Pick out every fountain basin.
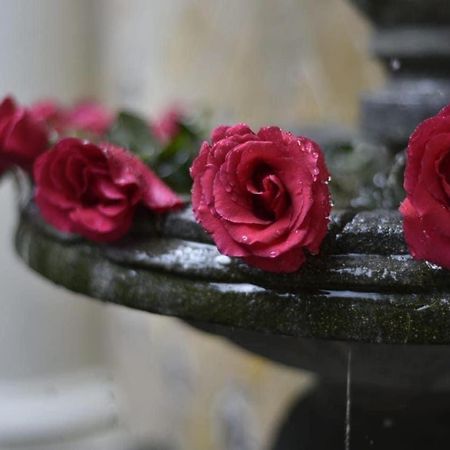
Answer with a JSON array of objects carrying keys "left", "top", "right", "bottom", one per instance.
[{"left": 14, "top": 201, "right": 450, "bottom": 391}]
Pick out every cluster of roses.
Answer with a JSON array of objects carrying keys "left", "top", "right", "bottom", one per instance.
[
  {"left": 0, "top": 96, "right": 183, "bottom": 242},
  {"left": 191, "top": 110, "right": 450, "bottom": 273},
  {"left": 1, "top": 95, "right": 449, "bottom": 273}
]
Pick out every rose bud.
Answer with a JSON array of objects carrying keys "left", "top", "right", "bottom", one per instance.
[
  {"left": 34, "top": 137, "right": 183, "bottom": 242},
  {"left": 191, "top": 124, "right": 331, "bottom": 273},
  {"left": 0, "top": 96, "right": 49, "bottom": 174},
  {"left": 400, "top": 105, "right": 450, "bottom": 268}
]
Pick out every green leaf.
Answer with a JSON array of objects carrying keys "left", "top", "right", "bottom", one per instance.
[
  {"left": 107, "top": 111, "right": 158, "bottom": 164},
  {"left": 107, "top": 110, "right": 205, "bottom": 194},
  {"left": 152, "top": 120, "right": 203, "bottom": 193}
]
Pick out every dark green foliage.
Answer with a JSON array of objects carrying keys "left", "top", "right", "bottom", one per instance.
[
  {"left": 108, "top": 111, "right": 159, "bottom": 164},
  {"left": 107, "top": 111, "right": 203, "bottom": 193}
]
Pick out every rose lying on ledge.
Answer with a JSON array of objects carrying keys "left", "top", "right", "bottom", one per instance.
[
  {"left": 401, "top": 105, "right": 450, "bottom": 269},
  {"left": 191, "top": 124, "right": 331, "bottom": 273},
  {"left": 34, "top": 137, "right": 183, "bottom": 242},
  {"left": 0, "top": 97, "right": 48, "bottom": 175}
]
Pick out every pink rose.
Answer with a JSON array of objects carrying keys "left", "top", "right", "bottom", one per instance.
[
  {"left": 191, "top": 124, "right": 331, "bottom": 273},
  {"left": 30, "top": 99, "right": 67, "bottom": 132},
  {"left": 0, "top": 96, "right": 48, "bottom": 173},
  {"left": 34, "top": 137, "right": 183, "bottom": 242},
  {"left": 67, "top": 101, "right": 113, "bottom": 135},
  {"left": 400, "top": 105, "right": 450, "bottom": 268},
  {"left": 151, "top": 106, "right": 184, "bottom": 144},
  {"left": 31, "top": 99, "right": 113, "bottom": 135}
]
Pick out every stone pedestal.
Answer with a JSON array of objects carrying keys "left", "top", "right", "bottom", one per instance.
[{"left": 352, "top": 0, "right": 450, "bottom": 151}]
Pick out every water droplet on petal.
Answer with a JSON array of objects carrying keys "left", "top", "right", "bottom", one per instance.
[
  {"left": 241, "top": 235, "right": 248, "bottom": 243},
  {"left": 270, "top": 250, "right": 278, "bottom": 257}
]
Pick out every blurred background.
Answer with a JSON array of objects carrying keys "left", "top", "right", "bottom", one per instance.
[{"left": 0, "top": 1, "right": 383, "bottom": 449}]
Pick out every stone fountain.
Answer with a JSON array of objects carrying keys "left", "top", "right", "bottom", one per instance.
[{"left": 13, "top": 1, "right": 450, "bottom": 448}]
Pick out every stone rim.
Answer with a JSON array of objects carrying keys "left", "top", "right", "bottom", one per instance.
[{"left": 14, "top": 202, "right": 450, "bottom": 345}]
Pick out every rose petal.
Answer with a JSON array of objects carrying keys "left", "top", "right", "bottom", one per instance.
[
  {"left": 243, "top": 246, "right": 306, "bottom": 273},
  {"left": 411, "top": 133, "right": 450, "bottom": 203},
  {"left": 35, "top": 195, "right": 75, "bottom": 233},
  {"left": 401, "top": 198, "right": 450, "bottom": 267},
  {"left": 95, "top": 178, "right": 127, "bottom": 201},
  {"left": 256, "top": 126, "right": 284, "bottom": 144},
  {"left": 436, "top": 146, "right": 450, "bottom": 200},
  {"left": 70, "top": 207, "right": 133, "bottom": 242},
  {"left": 213, "top": 172, "right": 268, "bottom": 225},
  {"left": 405, "top": 114, "right": 450, "bottom": 194},
  {"left": 0, "top": 97, "right": 16, "bottom": 117},
  {"left": 104, "top": 143, "right": 183, "bottom": 211},
  {"left": 97, "top": 202, "right": 128, "bottom": 217},
  {"left": 193, "top": 201, "right": 250, "bottom": 257},
  {"left": 1, "top": 110, "right": 48, "bottom": 170}
]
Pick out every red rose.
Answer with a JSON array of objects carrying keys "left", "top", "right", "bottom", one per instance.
[
  {"left": 31, "top": 99, "right": 113, "bottom": 136},
  {"left": 34, "top": 137, "right": 183, "bottom": 242},
  {"left": 400, "top": 105, "right": 450, "bottom": 268},
  {"left": 0, "top": 96, "right": 48, "bottom": 173},
  {"left": 190, "top": 124, "right": 331, "bottom": 273}
]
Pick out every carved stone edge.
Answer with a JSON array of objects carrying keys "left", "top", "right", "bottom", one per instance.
[
  {"left": 18, "top": 203, "right": 450, "bottom": 293},
  {"left": 13, "top": 203, "right": 450, "bottom": 345}
]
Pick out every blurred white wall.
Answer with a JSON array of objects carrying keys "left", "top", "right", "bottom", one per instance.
[
  {"left": 95, "top": 0, "right": 382, "bottom": 126},
  {"left": 0, "top": 0, "right": 95, "bottom": 103}
]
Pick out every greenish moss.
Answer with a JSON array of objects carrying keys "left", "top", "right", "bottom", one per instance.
[{"left": 14, "top": 204, "right": 450, "bottom": 345}]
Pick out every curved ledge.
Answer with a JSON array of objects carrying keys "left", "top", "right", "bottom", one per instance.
[{"left": 14, "top": 202, "right": 450, "bottom": 345}]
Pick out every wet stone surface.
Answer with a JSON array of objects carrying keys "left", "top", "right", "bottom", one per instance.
[
  {"left": 335, "top": 210, "right": 407, "bottom": 255},
  {"left": 14, "top": 202, "right": 450, "bottom": 345}
]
